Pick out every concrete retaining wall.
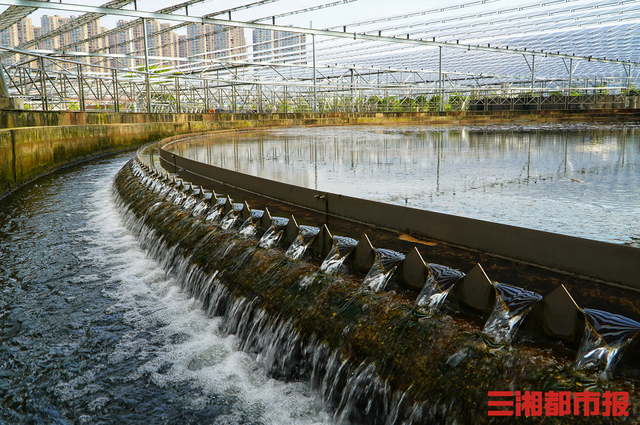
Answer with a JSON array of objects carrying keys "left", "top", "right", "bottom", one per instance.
[
  {"left": 3, "top": 108, "right": 640, "bottom": 198},
  {"left": 3, "top": 108, "right": 640, "bottom": 129}
]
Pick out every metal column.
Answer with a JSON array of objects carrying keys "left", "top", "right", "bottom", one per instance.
[
  {"left": 438, "top": 46, "right": 443, "bottom": 112},
  {"left": 567, "top": 58, "right": 573, "bottom": 110},
  {"left": 38, "top": 56, "right": 48, "bottom": 111},
  {"left": 142, "top": 18, "right": 151, "bottom": 113},
  {"left": 350, "top": 68, "right": 354, "bottom": 112},
  {"left": 175, "top": 76, "right": 180, "bottom": 113},
  {"left": 232, "top": 72, "right": 237, "bottom": 113},
  {"left": 204, "top": 80, "right": 209, "bottom": 112},
  {"left": 113, "top": 69, "right": 119, "bottom": 112},
  {"left": 0, "top": 64, "right": 9, "bottom": 98},
  {"left": 77, "top": 64, "right": 85, "bottom": 111},
  {"left": 312, "top": 33, "right": 317, "bottom": 113},
  {"left": 531, "top": 55, "right": 536, "bottom": 91}
]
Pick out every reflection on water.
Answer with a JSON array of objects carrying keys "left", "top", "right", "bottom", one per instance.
[{"left": 168, "top": 123, "right": 640, "bottom": 245}]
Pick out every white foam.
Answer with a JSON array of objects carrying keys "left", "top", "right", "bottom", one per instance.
[{"left": 75, "top": 159, "right": 331, "bottom": 424}]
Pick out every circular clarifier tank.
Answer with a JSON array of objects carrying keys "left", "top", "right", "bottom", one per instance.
[{"left": 166, "top": 123, "right": 640, "bottom": 246}]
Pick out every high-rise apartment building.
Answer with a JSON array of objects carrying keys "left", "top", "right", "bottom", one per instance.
[
  {"left": 177, "top": 35, "right": 187, "bottom": 59},
  {"left": 131, "top": 20, "right": 164, "bottom": 67},
  {"left": 252, "top": 29, "right": 306, "bottom": 63},
  {"left": 0, "top": 24, "right": 19, "bottom": 65},
  {"left": 187, "top": 24, "right": 246, "bottom": 61},
  {"left": 160, "top": 23, "right": 179, "bottom": 58},
  {"left": 16, "top": 18, "right": 34, "bottom": 45},
  {"left": 252, "top": 29, "right": 273, "bottom": 61},
  {"left": 40, "top": 15, "right": 62, "bottom": 50},
  {"left": 109, "top": 20, "right": 132, "bottom": 69},
  {"left": 213, "top": 26, "right": 246, "bottom": 60},
  {"left": 1, "top": 16, "right": 183, "bottom": 70}
]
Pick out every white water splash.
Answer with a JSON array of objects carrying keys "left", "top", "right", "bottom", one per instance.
[{"left": 74, "top": 160, "right": 332, "bottom": 425}]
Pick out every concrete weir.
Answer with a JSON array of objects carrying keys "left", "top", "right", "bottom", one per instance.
[{"left": 114, "top": 134, "right": 640, "bottom": 423}]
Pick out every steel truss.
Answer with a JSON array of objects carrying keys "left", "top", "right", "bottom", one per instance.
[{"left": 1, "top": 0, "right": 639, "bottom": 113}]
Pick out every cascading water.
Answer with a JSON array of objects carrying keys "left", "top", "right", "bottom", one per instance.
[
  {"left": 286, "top": 226, "right": 320, "bottom": 261},
  {"left": 191, "top": 195, "right": 211, "bottom": 217},
  {"left": 182, "top": 194, "right": 199, "bottom": 211},
  {"left": 258, "top": 217, "right": 289, "bottom": 249},
  {"left": 362, "top": 249, "right": 405, "bottom": 292},
  {"left": 574, "top": 309, "right": 640, "bottom": 379},
  {"left": 0, "top": 153, "right": 340, "bottom": 424},
  {"left": 320, "top": 236, "right": 358, "bottom": 275},
  {"left": 204, "top": 197, "right": 226, "bottom": 222},
  {"left": 218, "top": 203, "right": 244, "bottom": 230},
  {"left": 110, "top": 155, "right": 640, "bottom": 424},
  {"left": 416, "top": 264, "right": 465, "bottom": 313},
  {"left": 482, "top": 282, "right": 542, "bottom": 345},
  {"left": 238, "top": 210, "right": 264, "bottom": 238}
]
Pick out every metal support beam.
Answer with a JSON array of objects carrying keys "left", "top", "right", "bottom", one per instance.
[
  {"left": 113, "top": 68, "right": 119, "bottom": 112},
  {"left": 38, "top": 56, "right": 48, "bottom": 111},
  {"left": 204, "top": 79, "right": 209, "bottom": 112},
  {"left": 523, "top": 54, "right": 537, "bottom": 91},
  {"left": 350, "top": 68, "right": 354, "bottom": 112},
  {"left": 0, "top": 0, "right": 637, "bottom": 68},
  {"left": 175, "top": 76, "right": 180, "bottom": 113},
  {"left": 142, "top": 17, "right": 151, "bottom": 113},
  {"left": 0, "top": 64, "right": 9, "bottom": 98},
  {"left": 439, "top": 46, "right": 443, "bottom": 112},
  {"left": 77, "top": 63, "right": 85, "bottom": 111},
  {"left": 312, "top": 33, "right": 317, "bottom": 113},
  {"left": 232, "top": 72, "right": 237, "bottom": 112}
]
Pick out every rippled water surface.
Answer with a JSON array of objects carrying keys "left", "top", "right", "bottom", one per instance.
[
  {"left": 0, "top": 154, "right": 330, "bottom": 424},
  {"left": 168, "top": 123, "right": 640, "bottom": 245}
]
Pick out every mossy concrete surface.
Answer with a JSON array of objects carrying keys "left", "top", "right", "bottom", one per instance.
[{"left": 3, "top": 108, "right": 640, "bottom": 130}]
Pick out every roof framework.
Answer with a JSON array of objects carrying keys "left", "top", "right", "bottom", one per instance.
[{"left": 0, "top": 0, "right": 639, "bottom": 112}]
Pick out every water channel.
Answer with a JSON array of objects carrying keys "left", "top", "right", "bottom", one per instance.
[
  {"left": 168, "top": 123, "right": 640, "bottom": 246},
  {"left": 0, "top": 154, "right": 331, "bottom": 424}
]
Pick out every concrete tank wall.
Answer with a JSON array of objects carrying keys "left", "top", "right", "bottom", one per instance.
[{"left": 3, "top": 108, "right": 640, "bottom": 198}]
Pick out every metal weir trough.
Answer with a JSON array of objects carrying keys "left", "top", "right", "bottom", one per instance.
[
  {"left": 131, "top": 151, "right": 640, "bottom": 360},
  {"left": 114, "top": 148, "right": 640, "bottom": 422}
]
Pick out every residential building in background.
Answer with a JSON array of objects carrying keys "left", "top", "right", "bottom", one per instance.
[
  {"left": 40, "top": 15, "right": 62, "bottom": 50},
  {"left": 252, "top": 29, "right": 306, "bottom": 63},
  {"left": 213, "top": 26, "right": 247, "bottom": 60},
  {"left": 1, "top": 16, "right": 249, "bottom": 70},
  {"left": 177, "top": 35, "right": 187, "bottom": 59},
  {"left": 108, "top": 20, "right": 132, "bottom": 69},
  {"left": 186, "top": 24, "right": 247, "bottom": 61},
  {"left": 0, "top": 23, "right": 19, "bottom": 65}
]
